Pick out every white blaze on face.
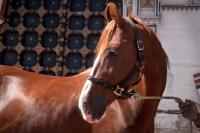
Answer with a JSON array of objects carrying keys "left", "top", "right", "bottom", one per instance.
[{"left": 78, "top": 49, "right": 106, "bottom": 123}]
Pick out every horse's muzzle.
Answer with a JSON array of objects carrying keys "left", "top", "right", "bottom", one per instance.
[{"left": 80, "top": 102, "right": 106, "bottom": 123}]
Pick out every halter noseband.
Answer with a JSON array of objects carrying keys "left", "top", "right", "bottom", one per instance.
[{"left": 87, "top": 18, "right": 146, "bottom": 99}]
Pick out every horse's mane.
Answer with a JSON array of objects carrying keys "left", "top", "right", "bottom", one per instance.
[
  {"left": 127, "top": 14, "right": 170, "bottom": 68},
  {"left": 128, "top": 13, "right": 150, "bottom": 34}
]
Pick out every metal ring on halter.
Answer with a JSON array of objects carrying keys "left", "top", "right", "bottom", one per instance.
[
  {"left": 136, "top": 61, "right": 144, "bottom": 69},
  {"left": 113, "top": 86, "right": 124, "bottom": 96}
]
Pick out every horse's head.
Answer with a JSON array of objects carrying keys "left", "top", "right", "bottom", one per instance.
[{"left": 79, "top": 3, "right": 150, "bottom": 123}]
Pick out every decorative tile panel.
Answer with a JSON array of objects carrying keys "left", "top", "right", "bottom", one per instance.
[
  {"left": 63, "top": 0, "right": 122, "bottom": 76},
  {"left": 0, "top": 0, "right": 66, "bottom": 75},
  {"left": 0, "top": 0, "right": 122, "bottom": 76}
]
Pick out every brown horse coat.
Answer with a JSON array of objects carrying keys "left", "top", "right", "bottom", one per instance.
[
  {"left": 0, "top": 2, "right": 168, "bottom": 133},
  {"left": 0, "top": 65, "right": 164, "bottom": 133},
  {"left": 0, "top": 65, "right": 92, "bottom": 133}
]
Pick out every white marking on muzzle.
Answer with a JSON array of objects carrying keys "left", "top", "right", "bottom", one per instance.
[{"left": 78, "top": 50, "right": 103, "bottom": 122}]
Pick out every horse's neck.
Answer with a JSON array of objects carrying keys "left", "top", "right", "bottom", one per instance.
[
  {"left": 107, "top": 98, "right": 143, "bottom": 125},
  {"left": 144, "top": 65, "right": 167, "bottom": 96}
]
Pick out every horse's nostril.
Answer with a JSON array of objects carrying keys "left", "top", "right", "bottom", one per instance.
[
  {"left": 83, "top": 102, "right": 88, "bottom": 108},
  {"left": 83, "top": 102, "right": 93, "bottom": 116}
]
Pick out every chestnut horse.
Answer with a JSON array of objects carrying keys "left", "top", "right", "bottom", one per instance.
[
  {"left": 0, "top": 3, "right": 168, "bottom": 133},
  {"left": 78, "top": 2, "right": 168, "bottom": 133}
]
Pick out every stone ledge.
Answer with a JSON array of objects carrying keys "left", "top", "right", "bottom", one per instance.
[{"left": 161, "top": 5, "right": 200, "bottom": 11}]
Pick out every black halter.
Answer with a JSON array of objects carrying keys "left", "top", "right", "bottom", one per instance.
[{"left": 87, "top": 18, "right": 146, "bottom": 99}]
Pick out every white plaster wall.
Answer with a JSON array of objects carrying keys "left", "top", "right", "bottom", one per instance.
[{"left": 155, "top": 7, "right": 200, "bottom": 133}]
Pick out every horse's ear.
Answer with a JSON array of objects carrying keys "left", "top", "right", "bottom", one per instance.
[{"left": 106, "top": 2, "right": 125, "bottom": 25}]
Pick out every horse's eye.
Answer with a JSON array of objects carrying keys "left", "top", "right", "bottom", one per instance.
[{"left": 108, "top": 49, "right": 118, "bottom": 56}]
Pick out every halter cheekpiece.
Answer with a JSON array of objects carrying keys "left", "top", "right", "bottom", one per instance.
[{"left": 87, "top": 18, "right": 146, "bottom": 99}]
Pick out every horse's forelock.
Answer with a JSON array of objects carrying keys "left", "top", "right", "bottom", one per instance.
[{"left": 95, "top": 20, "right": 117, "bottom": 59}]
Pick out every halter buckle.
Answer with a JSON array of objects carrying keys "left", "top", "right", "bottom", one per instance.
[
  {"left": 137, "top": 40, "right": 144, "bottom": 50},
  {"left": 114, "top": 86, "right": 124, "bottom": 96}
]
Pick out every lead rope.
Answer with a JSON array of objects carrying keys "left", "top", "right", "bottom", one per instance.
[{"left": 131, "top": 96, "right": 193, "bottom": 133}]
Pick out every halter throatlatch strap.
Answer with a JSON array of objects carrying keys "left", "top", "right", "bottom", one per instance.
[{"left": 87, "top": 17, "right": 145, "bottom": 99}]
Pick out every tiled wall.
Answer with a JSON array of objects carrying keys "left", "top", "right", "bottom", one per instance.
[{"left": 0, "top": 0, "right": 122, "bottom": 76}]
